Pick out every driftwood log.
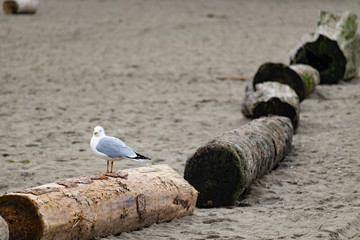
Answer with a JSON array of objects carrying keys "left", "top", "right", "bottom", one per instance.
[
  {"left": 0, "top": 164, "right": 197, "bottom": 240},
  {"left": 184, "top": 116, "right": 293, "bottom": 207},
  {"left": 242, "top": 82, "right": 300, "bottom": 130},
  {"left": 253, "top": 62, "right": 320, "bottom": 101},
  {"left": 241, "top": 79, "right": 256, "bottom": 118},
  {"left": 289, "top": 64, "right": 320, "bottom": 97},
  {"left": 290, "top": 11, "right": 360, "bottom": 83},
  {"left": 0, "top": 216, "right": 8, "bottom": 240},
  {"left": 3, "top": 0, "right": 38, "bottom": 14}
]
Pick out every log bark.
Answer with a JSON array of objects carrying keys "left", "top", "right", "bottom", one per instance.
[
  {"left": 184, "top": 116, "right": 293, "bottom": 208},
  {"left": 290, "top": 11, "right": 360, "bottom": 83},
  {"left": 0, "top": 164, "right": 198, "bottom": 240},
  {"left": 289, "top": 64, "right": 320, "bottom": 98},
  {"left": 241, "top": 79, "right": 255, "bottom": 118},
  {"left": 252, "top": 62, "right": 306, "bottom": 101},
  {"left": 242, "top": 82, "right": 300, "bottom": 130},
  {"left": 3, "top": 0, "right": 38, "bottom": 14},
  {"left": 0, "top": 216, "right": 9, "bottom": 240}
]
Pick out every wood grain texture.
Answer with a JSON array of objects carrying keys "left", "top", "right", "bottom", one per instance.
[
  {"left": 0, "top": 165, "right": 197, "bottom": 240},
  {"left": 184, "top": 116, "right": 293, "bottom": 207}
]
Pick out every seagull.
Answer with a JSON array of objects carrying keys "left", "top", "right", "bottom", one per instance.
[{"left": 90, "top": 126, "right": 151, "bottom": 173}]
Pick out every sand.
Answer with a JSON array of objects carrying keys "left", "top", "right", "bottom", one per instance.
[{"left": 1, "top": 0, "right": 359, "bottom": 239}]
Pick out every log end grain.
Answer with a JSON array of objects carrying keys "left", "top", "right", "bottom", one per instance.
[
  {"left": 0, "top": 195, "right": 43, "bottom": 240},
  {"left": 2, "top": 1, "right": 18, "bottom": 14},
  {"left": 252, "top": 97, "right": 299, "bottom": 131},
  {"left": 253, "top": 62, "right": 306, "bottom": 101},
  {"left": 290, "top": 34, "right": 346, "bottom": 84},
  {"left": 184, "top": 143, "right": 245, "bottom": 207}
]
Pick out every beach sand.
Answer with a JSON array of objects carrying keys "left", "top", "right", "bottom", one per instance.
[{"left": 1, "top": 0, "right": 359, "bottom": 239}]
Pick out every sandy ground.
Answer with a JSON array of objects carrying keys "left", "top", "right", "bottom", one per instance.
[{"left": 1, "top": 0, "right": 360, "bottom": 239}]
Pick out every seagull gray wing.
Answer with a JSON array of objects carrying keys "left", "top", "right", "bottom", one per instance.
[{"left": 96, "top": 137, "right": 137, "bottom": 158}]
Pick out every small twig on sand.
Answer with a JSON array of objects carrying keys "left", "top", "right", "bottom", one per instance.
[
  {"left": 200, "top": 99, "right": 241, "bottom": 103},
  {"left": 216, "top": 76, "right": 249, "bottom": 81}
]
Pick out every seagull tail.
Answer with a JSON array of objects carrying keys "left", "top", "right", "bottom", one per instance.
[{"left": 132, "top": 152, "right": 151, "bottom": 161}]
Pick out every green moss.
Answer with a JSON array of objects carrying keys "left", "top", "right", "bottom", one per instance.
[
  {"left": 300, "top": 74, "right": 314, "bottom": 92},
  {"left": 7, "top": 159, "right": 30, "bottom": 164},
  {"left": 318, "top": 40, "right": 327, "bottom": 54}
]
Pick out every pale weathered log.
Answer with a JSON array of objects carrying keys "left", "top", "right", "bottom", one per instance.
[
  {"left": 0, "top": 164, "right": 198, "bottom": 240},
  {"left": 0, "top": 216, "right": 9, "bottom": 240},
  {"left": 241, "top": 79, "right": 255, "bottom": 118},
  {"left": 184, "top": 116, "right": 293, "bottom": 207},
  {"left": 3, "top": 0, "right": 38, "bottom": 14},
  {"left": 290, "top": 11, "right": 360, "bottom": 83},
  {"left": 289, "top": 64, "right": 320, "bottom": 98},
  {"left": 242, "top": 82, "right": 300, "bottom": 130},
  {"left": 252, "top": 62, "right": 306, "bottom": 101}
]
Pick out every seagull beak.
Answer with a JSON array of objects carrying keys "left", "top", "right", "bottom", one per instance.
[{"left": 94, "top": 132, "right": 98, "bottom": 135}]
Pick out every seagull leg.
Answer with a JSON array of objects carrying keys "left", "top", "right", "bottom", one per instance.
[
  {"left": 110, "top": 161, "right": 114, "bottom": 173},
  {"left": 106, "top": 160, "right": 109, "bottom": 173}
]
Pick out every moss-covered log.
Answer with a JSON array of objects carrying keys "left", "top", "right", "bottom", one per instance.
[
  {"left": 290, "top": 11, "right": 360, "bottom": 83},
  {"left": 0, "top": 216, "right": 9, "bottom": 240},
  {"left": 242, "top": 82, "right": 300, "bottom": 130},
  {"left": 252, "top": 62, "right": 306, "bottom": 101},
  {"left": 184, "top": 116, "right": 293, "bottom": 208},
  {"left": 290, "top": 34, "right": 346, "bottom": 84},
  {"left": 289, "top": 64, "right": 320, "bottom": 98},
  {"left": 0, "top": 165, "right": 197, "bottom": 240}
]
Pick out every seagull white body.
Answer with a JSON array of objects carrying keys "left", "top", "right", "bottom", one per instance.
[{"left": 90, "top": 126, "right": 150, "bottom": 172}]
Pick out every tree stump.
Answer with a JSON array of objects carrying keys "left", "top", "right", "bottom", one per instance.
[
  {"left": 3, "top": 0, "right": 39, "bottom": 14},
  {"left": 184, "top": 116, "right": 293, "bottom": 208},
  {"left": 252, "top": 62, "right": 306, "bottom": 101},
  {"left": 0, "top": 216, "right": 9, "bottom": 240},
  {"left": 290, "top": 11, "right": 360, "bottom": 83},
  {"left": 0, "top": 164, "right": 198, "bottom": 240},
  {"left": 242, "top": 82, "right": 300, "bottom": 130}
]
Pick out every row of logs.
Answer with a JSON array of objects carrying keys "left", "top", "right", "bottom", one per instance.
[
  {"left": 0, "top": 10, "right": 358, "bottom": 240},
  {"left": 184, "top": 10, "right": 359, "bottom": 207}
]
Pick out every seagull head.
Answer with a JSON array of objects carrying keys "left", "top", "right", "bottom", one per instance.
[{"left": 93, "top": 126, "right": 105, "bottom": 137}]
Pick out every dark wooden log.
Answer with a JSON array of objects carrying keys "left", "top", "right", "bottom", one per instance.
[
  {"left": 290, "top": 11, "right": 360, "bottom": 83},
  {"left": 290, "top": 34, "right": 346, "bottom": 84},
  {"left": 0, "top": 165, "right": 197, "bottom": 240},
  {"left": 252, "top": 62, "right": 306, "bottom": 101},
  {"left": 184, "top": 116, "right": 293, "bottom": 208},
  {"left": 3, "top": 0, "right": 38, "bottom": 14},
  {"left": 242, "top": 82, "right": 300, "bottom": 130},
  {"left": 0, "top": 216, "right": 9, "bottom": 240},
  {"left": 315, "top": 11, "right": 360, "bottom": 80}
]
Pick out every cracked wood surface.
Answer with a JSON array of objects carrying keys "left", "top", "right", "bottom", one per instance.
[{"left": 0, "top": 165, "right": 197, "bottom": 240}]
